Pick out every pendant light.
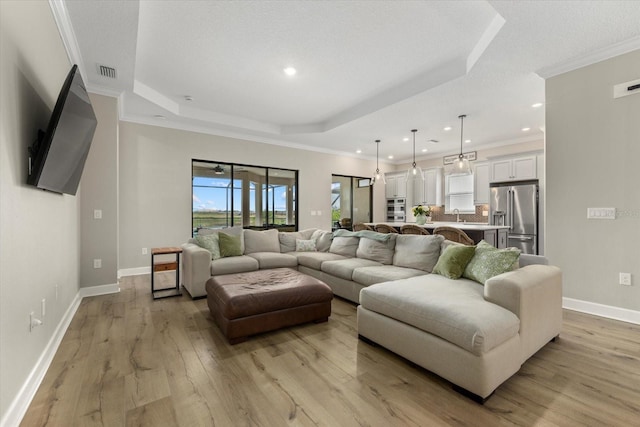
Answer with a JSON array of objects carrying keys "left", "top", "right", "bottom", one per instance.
[
  {"left": 406, "top": 129, "right": 424, "bottom": 181},
  {"left": 450, "top": 115, "right": 472, "bottom": 176},
  {"left": 371, "top": 139, "right": 386, "bottom": 185}
]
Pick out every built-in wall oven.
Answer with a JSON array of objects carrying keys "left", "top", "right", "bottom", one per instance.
[{"left": 386, "top": 198, "right": 406, "bottom": 222}]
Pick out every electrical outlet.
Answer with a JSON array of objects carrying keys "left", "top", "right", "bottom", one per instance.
[
  {"left": 142, "top": 247, "right": 148, "bottom": 255},
  {"left": 93, "top": 259, "right": 102, "bottom": 269},
  {"left": 619, "top": 272, "right": 632, "bottom": 286}
]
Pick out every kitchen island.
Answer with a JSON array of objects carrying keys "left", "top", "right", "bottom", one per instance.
[{"left": 365, "top": 222, "right": 510, "bottom": 248}]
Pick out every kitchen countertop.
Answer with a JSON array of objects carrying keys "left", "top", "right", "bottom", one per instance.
[{"left": 365, "top": 222, "right": 510, "bottom": 231}]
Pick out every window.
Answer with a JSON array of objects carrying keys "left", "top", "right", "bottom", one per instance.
[
  {"left": 445, "top": 174, "right": 475, "bottom": 214},
  {"left": 192, "top": 160, "right": 298, "bottom": 235}
]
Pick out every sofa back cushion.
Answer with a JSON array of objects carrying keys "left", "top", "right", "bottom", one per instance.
[
  {"left": 356, "top": 235, "right": 396, "bottom": 264},
  {"left": 278, "top": 228, "right": 316, "bottom": 252},
  {"left": 244, "top": 229, "right": 280, "bottom": 254},
  {"left": 393, "top": 234, "right": 444, "bottom": 272},
  {"left": 329, "top": 236, "right": 359, "bottom": 257},
  {"left": 311, "top": 229, "right": 333, "bottom": 252}
]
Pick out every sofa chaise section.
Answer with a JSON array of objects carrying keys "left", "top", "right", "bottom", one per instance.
[{"left": 357, "top": 264, "right": 563, "bottom": 400}]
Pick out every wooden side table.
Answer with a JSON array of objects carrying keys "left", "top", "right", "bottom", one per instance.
[{"left": 151, "top": 247, "right": 182, "bottom": 299}]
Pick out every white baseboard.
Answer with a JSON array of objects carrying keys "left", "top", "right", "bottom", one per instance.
[
  {"left": 79, "top": 283, "right": 120, "bottom": 297},
  {"left": 1, "top": 292, "right": 82, "bottom": 427},
  {"left": 118, "top": 266, "right": 150, "bottom": 278},
  {"left": 563, "top": 297, "right": 640, "bottom": 325}
]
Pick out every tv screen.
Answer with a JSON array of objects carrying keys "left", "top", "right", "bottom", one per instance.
[{"left": 27, "top": 64, "right": 97, "bottom": 195}]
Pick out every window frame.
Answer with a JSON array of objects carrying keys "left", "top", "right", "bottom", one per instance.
[{"left": 192, "top": 159, "right": 298, "bottom": 236}]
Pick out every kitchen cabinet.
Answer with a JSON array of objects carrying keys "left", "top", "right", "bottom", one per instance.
[
  {"left": 497, "top": 229, "right": 508, "bottom": 248},
  {"left": 385, "top": 172, "right": 407, "bottom": 198},
  {"left": 482, "top": 229, "right": 497, "bottom": 247},
  {"left": 413, "top": 167, "right": 443, "bottom": 206},
  {"left": 473, "top": 161, "right": 489, "bottom": 205},
  {"left": 490, "top": 155, "right": 537, "bottom": 183}
]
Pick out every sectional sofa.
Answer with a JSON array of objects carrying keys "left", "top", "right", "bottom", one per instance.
[{"left": 181, "top": 227, "right": 562, "bottom": 401}]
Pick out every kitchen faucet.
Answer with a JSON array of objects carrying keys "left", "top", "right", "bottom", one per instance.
[{"left": 453, "top": 208, "right": 460, "bottom": 222}]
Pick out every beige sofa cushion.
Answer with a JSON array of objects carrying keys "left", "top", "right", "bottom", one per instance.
[
  {"left": 329, "top": 236, "right": 360, "bottom": 257},
  {"left": 293, "top": 252, "right": 347, "bottom": 270},
  {"left": 244, "top": 229, "right": 280, "bottom": 254},
  {"left": 210, "top": 255, "right": 259, "bottom": 276},
  {"left": 393, "top": 234, "right": 444, "bottom": 272},
  {"left": 247, "top": 252, "right": 298, "bottom": 269},
  {"left": 359, "top": 274, "right": 520, "bottom": 356},
  {"left": 278, "top": 229, "right": 316, "bottom": 253},
  {"left": 356, "top": 235, "right": 396, "bottom": 264},
  {"left": 311, "top": 229, "right": 333, "bottom": 252},
  {"left": 321, "top": 258, "right": 382, "bottom": 281},
  {"left": 352, "top": 265, "right": 426, "bottom": 287}
]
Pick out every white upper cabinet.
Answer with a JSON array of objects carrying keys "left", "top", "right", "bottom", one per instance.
[
  {"left": 411, "top": 167, "right": 442, "bottom": 206},
  {"left": 490, "top": 155, "right": 537, "bottom": 182},
  {"left": 424, "top": 167, "right": 443, "bottom": 206},
  {"left": 473, "top": 161, "right": 490, "bottom": 205},
  {"left": 385, "top": 172, "right": 407, "bottom": 198}
]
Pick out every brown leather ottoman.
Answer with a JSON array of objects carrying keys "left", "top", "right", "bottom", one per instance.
[{"left": 206, "top": 268, "right": 333, "bottom": 344}]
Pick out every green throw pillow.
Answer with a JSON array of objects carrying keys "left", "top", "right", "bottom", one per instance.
[
  {"left": 463, "top": 240, "right": 521, "bottom": 284},
  {"left": 194, "top": 233, "right": 221, "bottom": 260},
  {"left": 219, "top": 232, "right": 242, "bottom": 257},
  {"left": 433, "top": 245, "right": 476, "bottom": 279}
]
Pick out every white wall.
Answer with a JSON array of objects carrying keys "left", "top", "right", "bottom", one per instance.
[
  {"left": 546, "top": 50, "right": 640, "bottom": 312},
  {"left": 0, "top": 1, "right": 79, "bottom": 420},
  {"left": 118, "top": 121, "right": 387, "bottom": 270},
  {"left": 80, "top": 94, "right": 119, "bottom": 287}
]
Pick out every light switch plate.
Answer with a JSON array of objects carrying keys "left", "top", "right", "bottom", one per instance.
[
  {"left": 94, "top": 209, "right": 102, "bottom": 219},
  {"left": 587, "top": 207, "right": 616, "bottom": 219}
]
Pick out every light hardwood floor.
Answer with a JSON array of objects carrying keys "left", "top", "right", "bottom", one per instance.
[{"left": 21, "top": 273, "right": 640, "bottom": 426}]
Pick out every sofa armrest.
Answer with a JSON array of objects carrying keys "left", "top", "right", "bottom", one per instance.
[
  {"left": 484, "top": 265, "right": 563, "bottom": 360},
  {"left": 181, "top": 243, "right": 211, "bottom": 298}
]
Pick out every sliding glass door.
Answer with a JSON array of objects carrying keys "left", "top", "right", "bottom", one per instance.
[{"left": 331, "top": 175, "right": 372, "bottom": 231}]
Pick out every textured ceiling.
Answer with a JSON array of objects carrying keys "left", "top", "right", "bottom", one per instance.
[{"left": 60, "top": 0, "right": 640, "bottom": 163}]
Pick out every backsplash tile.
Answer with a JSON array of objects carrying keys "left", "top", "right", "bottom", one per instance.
[{"left": 429, "top": 205, "right": 489, "bottom": 223}]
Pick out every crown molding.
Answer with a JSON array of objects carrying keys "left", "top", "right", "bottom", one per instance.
[
  {"left": 536, "top": 36, "right": 640, "bottom": 79},
  {"left": 48, "top": 0, "right": 86, "bottom": 77}
]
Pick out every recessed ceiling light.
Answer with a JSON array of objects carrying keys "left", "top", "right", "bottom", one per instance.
[
  {"left": 356, "top": 149, "right": 362, "bottom": 154},
  {"left": 444, "top": 126, "right": 452, "bottom": 131},
  {"left": 464, "top": 139, "right": 471, "bottom": 143},
  {"left": 421, "top": 148, "right": 428, "bottom": 153},
  {"left": 403, "top": 137, "right": 409, "bottom": 142},
  {"left": 283, "top": 67, "right": 297, "bottom": 76},
  {"left": 522, "top": 127, "right": 531, "bottom": 132},
  {"left": 531, "top": 102, "right": 543, "bottom": 108},
  {"left": 388, "top": 155, "right": 394, "bottom": 159}
]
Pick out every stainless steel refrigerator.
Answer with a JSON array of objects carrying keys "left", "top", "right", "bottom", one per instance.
[{"left": 489, "top": 180, "right": 539, "bottom": 254}]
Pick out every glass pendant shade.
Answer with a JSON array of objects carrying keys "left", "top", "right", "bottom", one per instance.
[
  {"left": 449, "top": 115, "right": 472, "bottom": 176},
  {"left": 371, "top": 140, "right": 386, "bottom": 185},
  {"left": 406, "top": 129, "right": 424, "bottom": 181}
]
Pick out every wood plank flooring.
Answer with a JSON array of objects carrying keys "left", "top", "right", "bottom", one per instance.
[{"left": 21, "top": 273, "right": 640, "bottom": 426}]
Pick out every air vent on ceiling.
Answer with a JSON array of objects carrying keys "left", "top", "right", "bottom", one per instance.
[
  {"left": 97, "top": 64, "right": 117, "bottom": 79},
  {"left": 427, "top": 139, "right": 439, "bottom": 143}
]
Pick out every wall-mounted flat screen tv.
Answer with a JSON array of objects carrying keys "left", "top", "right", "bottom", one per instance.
[{"left": 27, "top": 64, "right": 97, "bottom": 195}]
